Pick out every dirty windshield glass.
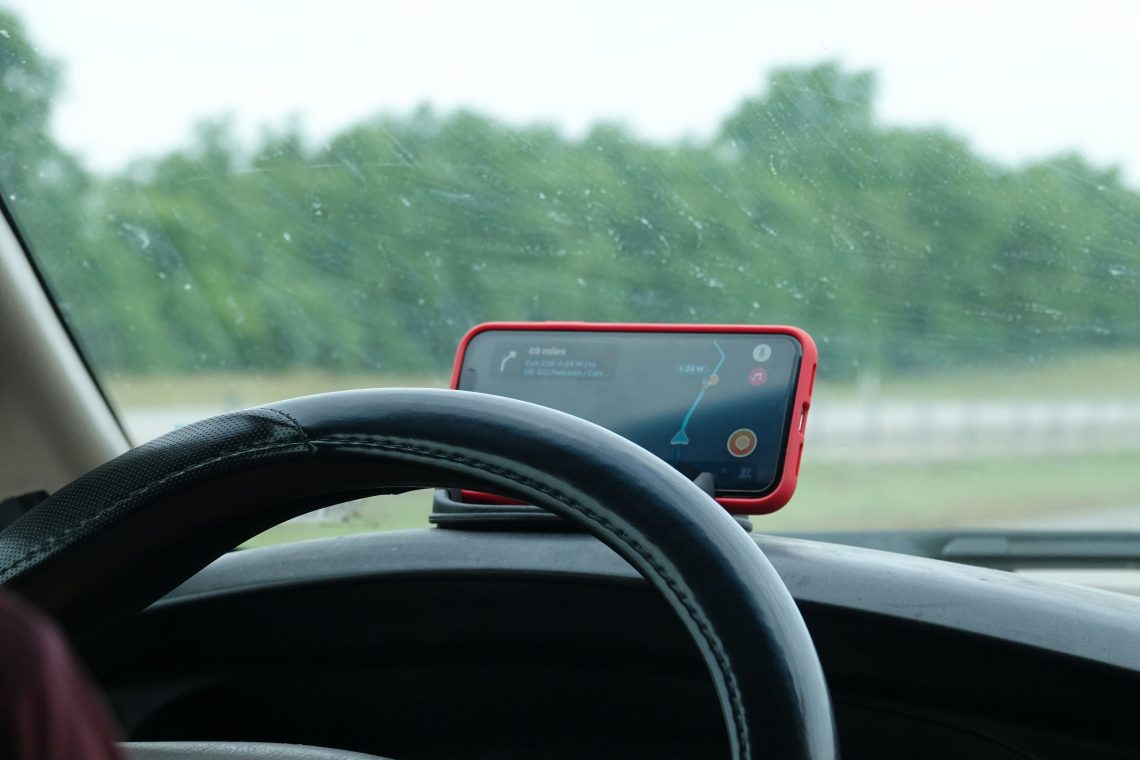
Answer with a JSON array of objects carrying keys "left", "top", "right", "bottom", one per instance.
[{"left": 1, "top": 2, "right": 1138, "bottom": 542}]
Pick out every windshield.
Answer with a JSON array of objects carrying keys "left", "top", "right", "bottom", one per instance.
[{"left": 2, "top": 2, "right": 1138, "bottom": 541}]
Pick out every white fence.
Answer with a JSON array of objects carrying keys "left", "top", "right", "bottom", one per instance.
[
  {"left": 121, "top": 399, "right": 1140, "bottom": 466},
  {"left": 807, "top": 399, "right": 1140, "bottom": 461}
]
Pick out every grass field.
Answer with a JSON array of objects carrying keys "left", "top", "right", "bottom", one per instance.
[
  {"left": 106, "top": 371, "right": 449, "bottom": 407},
  {"left": 835, "top": 352, "right": 1140, "bottom": 401},
  {"left": 242, "top": 449, "right": 1140, "bottom": 548},
  {"left": 243, "top": 491, "right": 434, "bottom": 548},
  {"left": 772, "top": 449, "right": 1140, "bottom": 531},
  {"left": 104, "top": 349, "right": 1140, "bottom": 408}
]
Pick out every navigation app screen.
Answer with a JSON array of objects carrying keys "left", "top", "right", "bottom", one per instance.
[{"left": 458, "top": 329, "right": 803, "bottom": 495}]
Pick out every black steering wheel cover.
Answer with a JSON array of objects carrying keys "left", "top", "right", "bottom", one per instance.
[{"left": 0, "top": 389, "right": 835, "bottom": 759}]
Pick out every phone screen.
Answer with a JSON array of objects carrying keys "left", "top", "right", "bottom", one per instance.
[{"left": 458, "top": 329, "right": 803, "bottom": 496}]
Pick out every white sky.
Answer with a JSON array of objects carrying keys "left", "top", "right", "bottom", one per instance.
[{"left": 4, "top": 0, "right": 1139, "bottom": 182}]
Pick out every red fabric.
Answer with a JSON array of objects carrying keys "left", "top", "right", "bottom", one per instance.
[{"left": 0, "top": 590, "right": 124, "bottom": 760}]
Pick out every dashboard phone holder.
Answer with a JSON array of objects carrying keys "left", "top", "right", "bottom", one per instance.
[{"left": 429, "top": 472, "right": 753, "bottom": 532}]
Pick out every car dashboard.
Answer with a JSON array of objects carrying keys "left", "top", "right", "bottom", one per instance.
[{"left": 76, "top": 527, "right": 1140, "bottom": 760}]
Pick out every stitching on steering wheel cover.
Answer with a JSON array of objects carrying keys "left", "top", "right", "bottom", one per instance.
[
  {"left": 0, "top": 408, "right": 311, "bottom": 583},
  {"left": 308, "top": 430, "right": 751, "bottom": 756}
]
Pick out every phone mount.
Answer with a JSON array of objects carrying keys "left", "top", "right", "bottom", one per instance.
[{"left": 429, "top": 473, "right": 753, "bottom": 532}]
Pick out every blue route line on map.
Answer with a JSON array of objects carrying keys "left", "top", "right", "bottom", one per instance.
[{"left": 670, "top": 340, "right": 725, "bottom": 449}]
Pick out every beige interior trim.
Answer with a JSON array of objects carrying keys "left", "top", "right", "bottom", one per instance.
[{"left": 0, "top": 211, "right": 129, "bottom": 496}]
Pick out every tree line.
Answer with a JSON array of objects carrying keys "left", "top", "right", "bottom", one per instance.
[{"left": 2, "top": 10, "right": 1137, "bottom": 382}]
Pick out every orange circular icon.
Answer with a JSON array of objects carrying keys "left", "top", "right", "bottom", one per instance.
[{"left": 727, "top": 428, "right": 758, "bottom": 458}]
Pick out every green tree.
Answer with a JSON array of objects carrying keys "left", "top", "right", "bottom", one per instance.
[{"left": 3, "top": 14, "right": 1138, "bottom": 383}]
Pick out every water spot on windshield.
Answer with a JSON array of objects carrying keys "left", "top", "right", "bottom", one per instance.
[
  {"left": 226, "top": 295, "right": 246, "bottom": 325},
  {"left": 120, "top": 222, "right": 150, "bottom": 249}
]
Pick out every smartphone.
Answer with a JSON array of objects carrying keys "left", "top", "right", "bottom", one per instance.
[{"left": 451, "top": 322, "right": 816, "bottom": 514}]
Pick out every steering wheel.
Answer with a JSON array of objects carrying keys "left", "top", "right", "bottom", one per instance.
[{"left": 0, "top": 389, "right": 836, "bottom": 760}]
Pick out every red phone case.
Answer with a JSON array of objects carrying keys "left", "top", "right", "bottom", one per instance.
[{"left": 449, "top": 322, "right": 817, "bottom": 515}]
